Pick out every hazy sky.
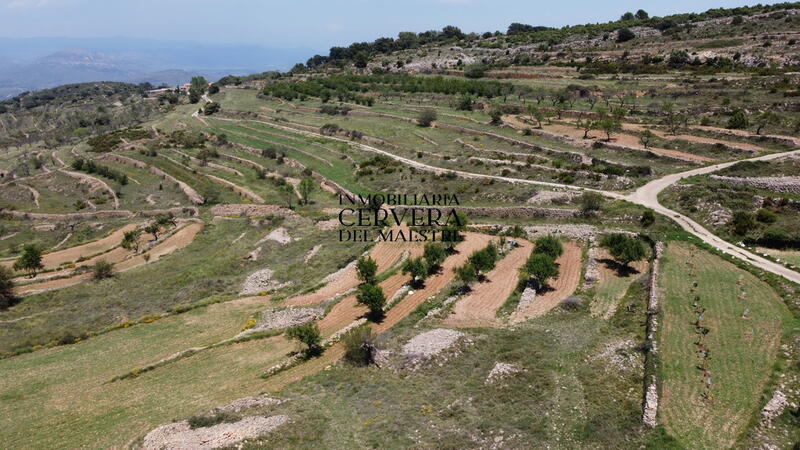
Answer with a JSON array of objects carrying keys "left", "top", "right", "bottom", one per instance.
[{"left": 0, "top": 0, "right": 771, "bottom": 52}]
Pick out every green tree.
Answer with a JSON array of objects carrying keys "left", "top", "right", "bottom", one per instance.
[
  {"left": 353, "top": 51, "right": 369, "bottom": 68},
  {"left": 190, "top": 76, "right": 208, "bottom": 92},
  {"left": 579, "top": 192, "right": 604, "bottom": 215},
  {"left": 639, "top": 129, "right": 655, "bottom": 148},
  {"left": 488, "top": 103, "right": 503, "bottom": 125},
  {"left": 598, "top": 118, "right": 622, "bottom": 141},
  {"left": 423, "top": 243, "right": 447, "bottom": 273},
  {"left": 457, "top": 95, "right": 473, "bottom": 111},
  {"left": 463, "top": 63, "right": 487, "bottom": 79},
  {"left": 121, "top": 229, "right": 142, "bottom": 252},
  {"left": 599, "top": 233, "right": 647, "bottom": 269},
  {"left": 144, "top": 223, "right": 160, "bottom": 241},
  {"left": 727, "top": 109, "right": 749, "bottom": 130},
  {"left": 0, "top": 266, "right": 18, "bottom": 310},
  {"left": 635, "top": 9, "right": 649, "bottom": 19},
  {"left": 525, "top": 253, "right": 559, "bottom": 288},
  {"left": 13, "top": 245, "right": 43, "bottom": 278},
  {"left": 356, "top": 256, "right": 378, "bottom": 284},
  {"left": 417, "top": 108, "right": 437, "bottom": 127},
  {"left": 527, "top": 104, "right": 544, "bottom": 128},
  {"left": 402, "top": 257, "right": 428, "bottom": 288},
  {"left": 92, "top": 259, "right": 114, "bottom": 280},
  {"left": 730, "top": 211, "right": 757, "bottom": 236},
  {"left": 298, "top": 177, "right": 315, "bottom": 205},
  {"left": 357, "top": 282, "right": 387, "bottom": 320},
  {"left": 286, "top": 323, "right": 323, "bottom": 358},
  {"left": 640, "top": 210, "right": 656, "bottom": 227},
  {"left": 533, "top": 235, "right": 563, "bottom": 260},
  {"left": 754, "top": 111, "right": 781, "bottom": 135},
  {"left": 342, "top": 324, "right": 376, "bottom": 365},
  {"left": 616, "top": 28, "right": 636, "bottom": 42},
  {"left": 455, "top": 261, "right": 478, "bottom": 287}
]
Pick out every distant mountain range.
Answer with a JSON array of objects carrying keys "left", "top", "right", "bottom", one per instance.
[{"left": 0, "top": 37, "right": 317, "bottom": 99}]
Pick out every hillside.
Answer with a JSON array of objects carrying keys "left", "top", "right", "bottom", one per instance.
[{"left": 0, "top": 3, "right": 798, "bottom": 449}]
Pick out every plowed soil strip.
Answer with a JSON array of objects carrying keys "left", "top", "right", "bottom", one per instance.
[
  {"left": 15, "top": 223, "right": 202, "bottom": 296},
  {"left": 444, "top": 238, "right": 532, "bottom": 328},
  {"left": 1, "top": 224, "right": 138, "bottom": 271},
  {"left": 284, "top": 239, "right": 419, "bottom": 306},
  {"left": 511, "top": 241, "right": 582, "bottom": 322},
  {"left": 263, "top": 232, "right": 493, "bottom": 390}
]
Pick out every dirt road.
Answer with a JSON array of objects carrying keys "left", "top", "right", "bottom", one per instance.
[{"left": 209, "top": 115, "right": 800, "bottom": 285}]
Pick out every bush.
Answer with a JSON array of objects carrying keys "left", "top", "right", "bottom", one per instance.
[
  {"left": 187, "top": 411, "right": 238, "bottom": 429},
  {"left": 560, "top": 296, "right": 583, "bottom": 311},
  {"left": 286, "top": 323, "right": 323, "bottom": 358},
  {"left": 598, "top": 233, "right": 646, "bottom": 268},
  {"left": 463, "top": 63, "right": 488, "bottom": 79},
  {"left": 616, "top": 28, "right": 636, "bottom": 42},
  {"left": 727, "top": 109, "right": 749, "bottom": 129},
  {"left": 92, "top": 259, "right": 114, "bottom": 280},
  {"left": 0, "top": 266, "right": 18, "bottom": 310},
  {"left": 730, "top": 210, "right": 757, "bottom": 235},
  {"left": 533, "top": 235, "right": 563, "bottom": 259},
  {"left": 579, "top": 192, "right": 604, "bottom": 215},
  {"left": 417, "top": 108, "right": 437, "bottom": 127},
  {"left": 342, "top": 324, "right": 377, "bottom": 366},
  {"left": 756, "top": 208, "right": 777, "bottom": 224}
]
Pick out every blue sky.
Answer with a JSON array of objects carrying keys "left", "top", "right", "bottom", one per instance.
[{"left": 0, "top": 0, "right": 773, "bottom": 52}]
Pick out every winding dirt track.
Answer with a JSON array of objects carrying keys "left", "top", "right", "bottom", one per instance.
[
  {"left": 212, "top": 112, "right": 800, "bottom": 284},
  {"left": 1, "top": 224, "right": 138, "bottom": 271},
  {"left": 14, "top": 222, "right": 202, "bottom": 296},
  {"left": 510, "top": 241, "right": 582, "bottom": 322},
  {"left": 444, "top": 238, "right": 532, "bottom": 328}
]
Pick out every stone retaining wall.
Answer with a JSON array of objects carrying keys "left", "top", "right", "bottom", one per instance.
[
  {"left": 643, "top": 242, "right": 664, "bottom": 427},
  {"left": 710, "top": 175, "right": 800, "bottom": 195}
]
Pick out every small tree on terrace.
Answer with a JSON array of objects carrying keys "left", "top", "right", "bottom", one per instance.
[
  {"left": 527, "top": 104, "right": 544, "bottom": 128},
  {"left": 356, "top": 256, "right": 378, "bottom": 284},
  {"left": 286, "top": 323, "right": 323, "bottom": 358},
  {"left": 144, "top": 223, "right": 161, "bottom": 241},
  {"left": 754, "top": 111, "right": 781, "bottom": 135},
  {"left": 121, "top": 229, "right": 142, "bottom": 252},
  {"left": 13, "top": 245, "right": 43, "bottom": 278},
  {"left": 0, "top": 266, "right": 18, "bottom": 310},
  {"left": 298, "top": 177, "right": 315, "bottom": 205},
  {"left": 525, "top": 253, "right": 559, "bottom": 289},
  {"left": 92, "top": 259, "right": 114, "bottom": 280},
  {"left": 455, "top": 261, "right": 478, "bottom": 288},
  {"left": 418, "top": 108, "right": 437, "bottom": 127},
  {"left": 533, "top": 235, "right": 563, "bottom": 260},
  {"left": 457, "top": 95, "right": 474, "bottom": 111},
  {"left": 357, "top": 282, "right": 387, "bottom": 321},
  {"left": 727, "top": 109, "right": 749, "bottom": 130},
  {"left": 598, "top": 118, "right": 622, "bottom": 141},
  {"left": 599, "top": 233, "right": 646, "bottom": 272},
  {"left": 402, "top": 257, "right": 428, "bottom": 288},
  {"left": 639, "top": 129, "right": 655, "bottom": 149},
  {"left": 423, "top": 243, "right": 447, "bottom": 273},
  {"left": 579, "top": 191, "right": 604, "bottom": 216}
]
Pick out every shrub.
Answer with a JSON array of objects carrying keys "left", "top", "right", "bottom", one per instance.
[
  {"left": 0, "top": 266, "right": 18, "bottom": 310},
  {"left": 727, "top": 109, "right": 749, "bottom": 129},
  {"left": 417, "top": 108, "right": 437, "bottom": 127},
  {"left": 579, "top": 192, "right": 604, "bottom": 215},
  {"left": 342, "top": 324, "right": 377, "bottom": 366},
  {"left": 730, "top": 210, "right": 757, "bottom": 235},
  {"left": 524, "top": 253, "right": 558, "bottom": 288},
  {"left": 356, "top": 256, "right": 378, "bottom": 284},
  {"left": 598, "top": 233, "right": 646, "bottom": 268},
  {"left": 92, "top": 259, "right": 114, "bottom": 280},
  {"left": 463, "top": 63, "right": 488, "bottom": 79},
  {"left": 640, "top": 210, "right": 656, "bottom": 227},
  {"left": 533, "top": 235, "right": 563, "bottom": 259},
  {"left": 187, "top": 411, "right": 238, "bottom": 429},
  {"left": 756, "top": 208, "right": 777, "bottom": 224},
  {"left": 286, "top": 323, "right": 323, "bottom": 357},
  {"left": 616, "top": 28, "right": 636, "bottom": 42}
]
